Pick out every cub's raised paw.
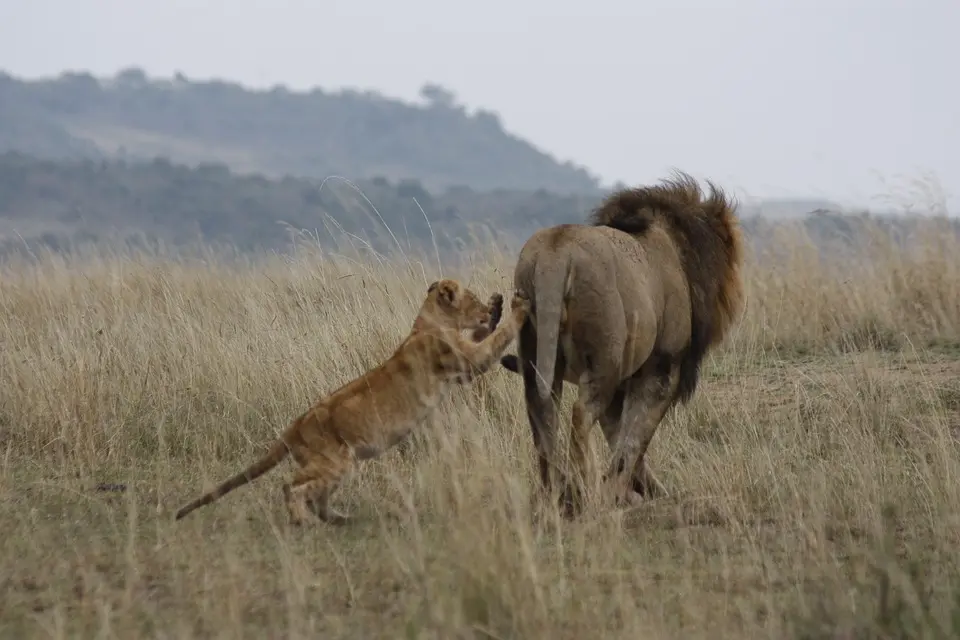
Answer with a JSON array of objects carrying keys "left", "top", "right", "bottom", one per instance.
[
  {"left": 511, "top": 289, "right": 532, "bottom": 315},
  {"left": 487, "top": 293, "right": 504, "bottom": 329}
]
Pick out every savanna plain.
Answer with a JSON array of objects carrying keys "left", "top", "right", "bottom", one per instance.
[{"left": 2, "top": 217, "right": 960, "bottom": 639}]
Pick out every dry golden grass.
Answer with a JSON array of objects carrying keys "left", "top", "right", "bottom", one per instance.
[{"left": 2, "top": 218, "right": 960, "bottom": 639}]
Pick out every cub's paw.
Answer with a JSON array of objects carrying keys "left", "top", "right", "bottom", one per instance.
[
  {"left": 500, "top": 353, "right": 521, "bottom": 374},
  {"left": 487, "top": 292, "right": 504, "bottom": 330},
  {"left": 511, "top": 289, "right": 532, "bottom": 316}
]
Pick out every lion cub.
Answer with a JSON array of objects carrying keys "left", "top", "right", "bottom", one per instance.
[{"left": 175, "top": 279, "right": 530, "bottom": 526}]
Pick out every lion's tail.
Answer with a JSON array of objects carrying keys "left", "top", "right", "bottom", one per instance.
[
  {"left": 174, "top": 438, "right": 290, "bottom": 521},
  {"left": 533, "top": 254, "right": 572, "bottom": 401}
]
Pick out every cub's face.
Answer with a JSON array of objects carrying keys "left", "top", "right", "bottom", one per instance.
[{"left": 427, "top": 279, "right": 494, "bottom": 333}]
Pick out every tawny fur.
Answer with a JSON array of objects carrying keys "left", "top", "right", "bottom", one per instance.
[
  {"left": 395, "top": 291, "right": 504, "bottom": 460},
  {"left": 500, "top": 171, "right": 744, "bottom": 516},
  {"left": 175, "top": 279, "right": 530, "bottom": 526}
]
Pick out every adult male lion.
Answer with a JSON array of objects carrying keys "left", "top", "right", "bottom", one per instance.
[{"left": 501, "top": 172, "right": 744, "bottom": 515}]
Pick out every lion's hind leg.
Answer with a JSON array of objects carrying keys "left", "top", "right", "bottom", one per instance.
[
  {"left": 566, "top": 399, "right": 597, "bottom": 517},
  {"left": 596, "top": 385, "right": 667, "bottom": 502},
  {"left": 604, "top": 353, "right": 680, "bottom": 509},
  {"left": 518, "top": 326, "right": 568, "bottom": 507},
  {"left": 566, "top": 378, "right": 619, "bottom": 518}
]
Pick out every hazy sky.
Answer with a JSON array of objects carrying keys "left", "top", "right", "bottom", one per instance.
[{"left": 1, "top": 0, "right": 956, "bottom": 211}]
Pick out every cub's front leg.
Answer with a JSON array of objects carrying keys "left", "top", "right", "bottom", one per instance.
[
  {"left": 457, "top": 290, "right": 531, "bottom": 381},
  {"left": 470, "top": 292, "right": 504, "bottom": 342}
]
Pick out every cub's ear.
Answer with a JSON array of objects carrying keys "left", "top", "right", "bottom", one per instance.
[
  {"left": 436, "top": 280, "right": 458, "bottom": 306},
  {"left": 427, "top": 281, "right": 439, "bottom": 294}
]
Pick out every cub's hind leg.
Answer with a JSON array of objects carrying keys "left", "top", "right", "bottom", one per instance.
[
  {"left": 283, "top": 453, "right": 355, "bottom": 526},
  {"left": 304, "top": 480, "right": 351, "bottom": 525},
  {"left": 283, "top": 480, "right": 311, "bottom": 526}
]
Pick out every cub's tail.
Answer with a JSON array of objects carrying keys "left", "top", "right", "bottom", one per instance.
[{"left": 175, "top": 439, "right": 290, "bottom": 520}]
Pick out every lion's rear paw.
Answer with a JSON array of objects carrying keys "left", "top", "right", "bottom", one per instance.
[
  {"left": 621, "top": 490, "right": 645, "bottom": 509},
  {"left": 559, "top": 484, "right": 589, "bottom": 520},
  {"left": 633, "top": 465, "right": 668, "bottom": 499},
  {"left": 601, "top": 476, "right": 645, "bottom": 511}
]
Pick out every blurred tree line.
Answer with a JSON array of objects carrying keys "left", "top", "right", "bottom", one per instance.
[
  {"left": 0, "top": 151, "right": 597, "bottom": 257},
  {"left": 2, "top": 151, "right": 953, "bottom": 262}
]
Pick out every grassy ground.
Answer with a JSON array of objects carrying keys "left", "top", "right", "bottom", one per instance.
[{"left": 2, "top": 220, "right": 960, "bottom": 639}]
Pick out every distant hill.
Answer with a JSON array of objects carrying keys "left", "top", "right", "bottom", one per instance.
[
  {"left": 2, "top": 151, "right": 943, "bottom": 262},
  {"left": 0, "top": 69, "right": 602, "bottom": 195}
]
